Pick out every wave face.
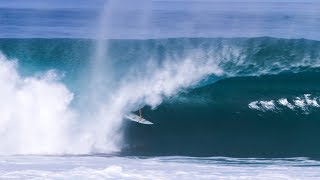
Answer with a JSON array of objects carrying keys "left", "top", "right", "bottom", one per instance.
[
  {"left": 124, "top": 72, "right": 320, "bottom": 157},
  {"left": 0, "top": 37, "right": 320, "bottom": 156}
]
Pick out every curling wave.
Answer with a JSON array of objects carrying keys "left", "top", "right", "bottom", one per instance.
[{"left": 0, "top": 37, "right": 319, "bottom": 156}]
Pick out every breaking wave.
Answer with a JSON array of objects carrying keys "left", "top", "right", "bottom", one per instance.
[{"left": 0, "top": 37, "right": 320, "bottom": 156}]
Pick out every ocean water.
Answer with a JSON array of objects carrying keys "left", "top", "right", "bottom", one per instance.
[
  {"left": 1, "top": 156, "right": 320, "bottom": 179},
  {"left": 1, "top": 1, "right": 320, "bottom": 179}
]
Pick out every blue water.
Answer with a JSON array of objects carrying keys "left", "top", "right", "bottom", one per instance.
[
  {"left": 1, "top": 1, "right": 320, "bottom": 179},
  {"left": 0, "top": 2, "right": 320, "bottom": 39}
]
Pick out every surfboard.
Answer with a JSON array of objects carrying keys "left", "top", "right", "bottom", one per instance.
[{"left": 124, "top": 113, "right": 153, "bottom": 125}]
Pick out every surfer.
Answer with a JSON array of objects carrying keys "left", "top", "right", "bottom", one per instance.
[
  {"left": 139, "top": 109, "right": 142, "bottom": 122},
  {"left": 124, "top": 108, "right": 153, "bottom": 125}
]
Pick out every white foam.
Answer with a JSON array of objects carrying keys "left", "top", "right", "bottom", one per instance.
[
  {"left": 0, "top": 53, "right": 123, "bottom": 155},
  {"left": 304, "top": 94, "right": 320, "bottom": 107},
  {"left": 249, "top": 95, "right": 320, "bottom": 113},
  {"left": 1, "top": 156, "right": 320, "bottom": 180},
  {"left": 248, "top": 100, "right": 276, "bottom": 111},
  {"left": 0, "top": 54, "right": 79, "bottom": 154},
  {"left": 248, "top": 101, "right": 260, "bottom": 110},
  {"left": 260, "top": 100, "right": 276, "bottom": 111},
  {"left": 294, "top": 98, "right": 306, "bottom": 110},
  {"left": 278, "top": 98, "right": 295, "bottom": 109}
]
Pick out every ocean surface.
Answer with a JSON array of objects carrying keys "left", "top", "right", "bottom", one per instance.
[{"left": 1, "top": 1, "right": 320, "bottom": 179}]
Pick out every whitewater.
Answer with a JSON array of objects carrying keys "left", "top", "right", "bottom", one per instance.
[
  {"left": 1, "top": 156, "right": 320, "bottom": 179},
  {"left": 0, "top": 46, "right": 222, "bottom": 154},
  {"left": 1, "top": 0, "right": 320, "bottom": 179}
]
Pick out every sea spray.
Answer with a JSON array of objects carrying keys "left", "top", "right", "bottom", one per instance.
[
  {"left": 0, "top": 53, "right": 76, "bottom": 154},
  {"left": 0, "top": 43, "right": 225, "bottom": 154}
]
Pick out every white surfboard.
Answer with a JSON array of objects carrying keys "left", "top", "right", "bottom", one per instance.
[{"left": 124, "top": 113, "right": 153, "bottom": 125}]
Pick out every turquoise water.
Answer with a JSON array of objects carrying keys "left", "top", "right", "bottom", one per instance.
[
  {"left": 1, "top": 1, "right": 320, "bottom": 179},
  {"left": 1, "top": 37, "right": 320, "bottom": 157}
]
